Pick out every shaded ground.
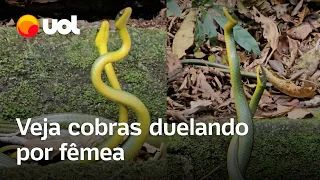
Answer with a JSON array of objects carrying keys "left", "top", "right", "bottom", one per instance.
[{"left": 0, "top": 27, "right": 166, "bottom": 122}]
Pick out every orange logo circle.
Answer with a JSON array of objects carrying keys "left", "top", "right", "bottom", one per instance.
[{"left": 16, "top": 15, "right": 39, "bottom": 38}]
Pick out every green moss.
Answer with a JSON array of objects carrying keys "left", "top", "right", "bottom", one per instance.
[
  {"left": 168, "top": 116, "right": 320, "bottom": 179},
  {"left": 0, "top": 27, "right": 166, "bottom": 122}
]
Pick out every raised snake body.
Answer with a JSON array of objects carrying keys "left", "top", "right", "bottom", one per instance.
[
  {"left": 0, "top": 7, "right": 150, "bottom": 166},
  {"left": 223, "top": 8, "right": 266, "bottom": 180}
]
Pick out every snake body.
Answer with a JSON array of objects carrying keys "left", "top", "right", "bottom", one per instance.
[
  {"left": 223, "top": 8, "right": 266, "bottom": 179},
  {"left": 0, "top": 7, "right": 150, "bottom": 165}
]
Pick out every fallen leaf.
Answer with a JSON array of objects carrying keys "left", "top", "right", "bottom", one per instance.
[
  {"left": 246, "top": 45, "right": 270, "bottom": 70},
  {"left": 309, "top": 17, "right": 320, "bottom": 29},
  {"left": 239, "top": 51, "right": 249, "bottom": 63},
  {"left": 251, "top": 7, "right": 280, "bottom": 64},
  {"left": 167, "top": 50, "right": 182, "bottom": 74},
  {"left": 190, "top": 67, "right": 197, "bottom": 85},
  {"left": 194, "top": 51, "right": 206, "bottom": 58},
  {"left": 303, "top": 95, "right": 320, "bottom": 107},
  {"left": 217, "top": 98, "right": 232, "bottom": 109},
  {"left": 291, "top": 0, "right": 303, "bottom": 16},
  {"left": 281, "top": 14, "right": 294, "bottom": 23},
  {"left": 262, "top": 67, "right": 317, "bottom": 98},
  {"left": 273, "top": 4, "right": 289, "bottom": 19},
  {"left": 287, "top": 108, "right": 313, "bottom": 119},
  {"left": 269, "top": 60, "right": 285, "bottom": 74},
  {"left": 287, "top": 23, "right": 313, "bottom": 40},
  {"left": 258, "top": 104, "right": 293, "bottom": 118},
  {"left": 178, "top": 76, "right": 188, "bottom": 91},
  {"left": 183, "top": 99, "right": 212, "bottom": 116},
  {"left": 172, "top": 9, "right": 197, "bottom": 58},
  {"left": 294, "top": 46, "right": 320, "bottom": 71},
  {"left": 287, "top": 36, "right": 299, "bottom": 68},
  {"left": 190, "top": 99, "right": 212, "bottom": 109},
  {"left": 296, "top": 5, "right": 309, "bottom": 25},
  {"left": 167, "top": 110, "right": 187, "bottom": 122},
  {"left": 277, "top": 35, "right": 289, "bottom": 55},
  {"left": 197, "top": 71, "right": 223, "bottom": 103},
  {"left": 167, "top": 96, "right": 184, "bottom": 108}
]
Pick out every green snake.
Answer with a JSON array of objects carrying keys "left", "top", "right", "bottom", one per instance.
[
  {"left": 223, "top": 8, "right": 266, "bottom": 179},
  {"left": 0, "top": 7, "right": 150, "bottom": 166}
]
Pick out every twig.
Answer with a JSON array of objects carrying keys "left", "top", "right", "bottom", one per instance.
[{"left": 180, "top": 59, "right": 257, "bottom": 79}]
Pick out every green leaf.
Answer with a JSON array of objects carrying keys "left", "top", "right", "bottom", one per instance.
[
  {"left": 203, "top": 12, "right": 217, "bottom": 45},
  {"left": 166, "top": 0, "right": 182, "bottom": 17},
  {"left": 213, "top": 15, "right": 261, "bottom": 56},
  {"left": 195, "top": 18, "right": 206, "bottom": 45},
  {"left": 167, "top": 9, "right": 173, "bottom": 17}
]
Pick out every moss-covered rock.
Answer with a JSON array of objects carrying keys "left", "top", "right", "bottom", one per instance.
[{"left": 0, "top": 27, "right": 166, "bottom": 122}]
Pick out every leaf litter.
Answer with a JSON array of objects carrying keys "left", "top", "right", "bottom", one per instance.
[{"left": 167, "top": 0, "right": 320, "bottom": 121}]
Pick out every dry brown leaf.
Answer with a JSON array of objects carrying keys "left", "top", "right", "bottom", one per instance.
[
  {"left": 303, "top": 95, "right": 320, "bottom": 107},
  {"left": 287, "top": 36, "right": 299, "bottom": 68},
  {"left": 273, "top": 4, "right": 289, "bottom": 19},
  {"left": 167, "top": 50, "right": 182, "bottom": 74},
  {"left": 178, "top": 76, "right": 188, "bottom": 91},
  {"left": 251, "top": 7, "right": 279, "bottom": 64},
  {"left": 260, "top": 94, "right": 274, "bottom": 104},
  {"left": 190, "top": 67, "right": 197, "bottom": 85},
  {"left": 257, "top": 104, "right": 293, "bottom": 118},
  {"left": 239, "top": 51, "right": 249, "bottom": 63},
  {"left": 190, "top": 99, "right": 212, "bottom": 109},
  {"left": 183, "top": 99, "right": 212, "bottom": 116},
  {"left": 287, "top": 108, "right": 313, "bottom": 119},
  {"left": 294, "top": 46, "right": 320, "bottom": 71},
  {"left": 197, "top": 71, "right": 223, "bottom": 103},
  {"left": 287, "top": 23, "right": 313, "bottom": 40},
  {"left": 262, "top": 67, "right": 317, "bottom": 98},
  {"left": 291, "top": 0, "right": 303, "bottom": 16},
  {"left": 277, "top": 35, "right": 289, "bottom": 54},
  {"left": 217, "top": 98, "right": 233, "bottom": 109},
  {"left": 172, "top": 9, "right": 197, "bottom": 58},
  {"left": 167, "top": 96, "right": 184, "bottom": 108},
  {"left": 167, "top": 110, "right": 187, "bottom": 122},
  {"left": 269, "top": 60, "right": 285, "bottom": 74},
  {"left": 246, "top": 45, "right": 270, "bottom": 70},
  {"left": 296, "top": 5, "right": 309, "bottom": 25},
  {"left": 281, "top": 14, "right": 294, "bottom": 23},
  {"left": 309, "top": 18, "right": 320, "bottom": 29},
  {"left": 214, "top": 76, "right": 222, "bottom": 89}
]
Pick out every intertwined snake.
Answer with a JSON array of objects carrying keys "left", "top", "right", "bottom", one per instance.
[
  {"left": 0, "top": 7, "right": 150, "bottom": 166},
  {"left": 223, "top": 8, "right": 266, "bottom": 180}
]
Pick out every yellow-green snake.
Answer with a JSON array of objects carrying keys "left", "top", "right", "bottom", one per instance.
[
  {"left": 0, "top": 7, "right": 150, "bottom": 165},
  {"left": 223, "top": 8, "right": 266, "bottom": 180}
]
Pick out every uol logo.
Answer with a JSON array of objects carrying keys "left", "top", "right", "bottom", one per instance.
[{"left": 17, "top": 14, "right": 80, "bottom": 38}]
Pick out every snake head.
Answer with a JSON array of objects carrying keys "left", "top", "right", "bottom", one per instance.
[
  {"left": 256, "top": 65, "right": 267, "bottom": 87},
  {"left": 95, "top": 21, "right": 109, "bottom": 53},
  {"left": 115, "top": 7, "right": 132, "bottom": 30}
]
